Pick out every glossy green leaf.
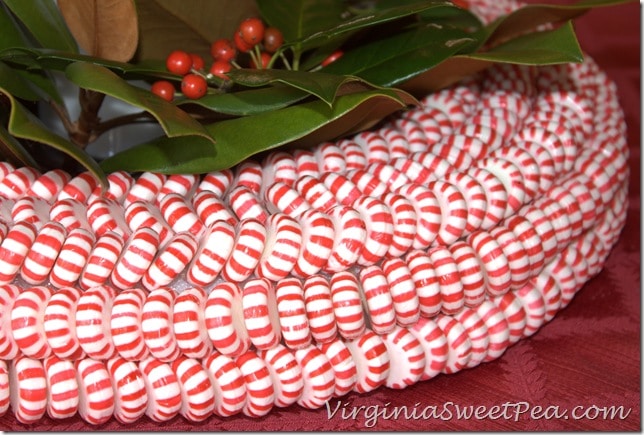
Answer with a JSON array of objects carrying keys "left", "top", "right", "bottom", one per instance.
[
  {"left": 465, "top": 21, "right": 583, "bottom": 65},
  {"left": 321, "top": 23, "right": 475, "bottom": 87},
  {"left": 100, "top": 88, "right": 417, "bottom": 173},
  {"left": 0, "top": 124, "right": 40, "bottom": 169},
  {"left": 177, "top": 86, "right": 309, "bottom": 116},
  {"left": 1, "top": 86, "right": 106, "bottom": 186},
  {"left": 227, "top": 69, "right": 376, "bottom": 106},
  {"left": 64, "top": 62, "right": 215, "bottom": 143},
  {"left": 3, "top": 0, "right": 78, "bottom": 53},
  {"left": 0, "top": 3, "right": 29, "bottom": 50},
  {"left": 0, "top": 61, "right": 40, "bottom": 100}
]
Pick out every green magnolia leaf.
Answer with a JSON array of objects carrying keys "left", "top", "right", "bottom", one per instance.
[
  {"left": 0, "top": 3, "right": 29, "bottom": 50},
  {"left": 227, "top": 68, "right": 377, "bottom": 106},
  {"left": 177, "top": 86, "right": 309, "bottom": 116},
  {"left": 466, "top": 20, "right": 583, "bottom": 65},
  {"left": 2, "top": 0, "right": 78, "bottom": 53},
  {"left": 0, "top": 60, "right": 40, "bottom": 100},
  {"left": 100, "top": 88, "right": 417, "bottom": 173},
  {"left": 0, "top": 86, "right": 106, "bottom": 186},
  {"left": 0, "top": 124, "right": 40, "bottom": 169},
  {"left": 321, "top": 22, "right": 475, "bottom": 87},
  {"left": 64, "top": 62, "right": 215, "bottom": 143}
]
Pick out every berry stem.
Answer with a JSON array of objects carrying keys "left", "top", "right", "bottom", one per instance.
[{"left": 278, "top": 52, "right": 292, "bottom": 70}]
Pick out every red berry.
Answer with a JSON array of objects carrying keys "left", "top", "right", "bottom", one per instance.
[
  {"left": 263, "top": 27, "right": 283, "bottom": 53},
  {"left": 233, "top": 31, "right": 253, "bottom": 53},
  {"left": 238, "top": 17, "right": 265, "bottom": 46},
  {"left": 209, "top": 60, "right": 232, "bottom": 80},
  {"left": 151, "top": 80, "right": 175, "bottom": 102},
  {"left": 211, "top": 38, "right": 237, "bottom": 62},
  {"left": 181, "top": 74, "right": 208, "bottom": 99},
  {"left": 166, "top": 50, "right": 193, "bottom": 75},
  {"left": 251, "top": 52, "right": 271, "bottom": 69},
  {"left": 190, "top": 53, "right": 205, "bottom": 71},
  {"left": 321, "top": 50, "right": 343, "bottom": 67}
]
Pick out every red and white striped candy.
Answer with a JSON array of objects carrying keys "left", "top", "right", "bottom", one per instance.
[
  {"left": 294, "top": 175, "right": 338, "bottom": 213},
  {"left": 480, "top": 91, "right": 530, "bottom": 122},
  {"left": 489, "top": 226, "right": 531, "bottom": 291},
  {"left": 475, "top": 300, "right": 510, "bottom": 362},
  {"left": 348, "top": 169, "right": 388, "bottom": 199},
  {"left": 79, "top": 231, "right": 125, "bottom": 290},
  {"left": 256, "top": 213, "right": 302, "bottom": 281},
  {"left": 0, "top": 285, "right": 20, "bottom": 359},
  {"left": 264, "top": 151, "right": 298, "bottom": 187},
  {"left": 458, "top": 123, "right": 504, "bottom": 152},
  {"left": 561, "top": 243, "right": 591, "bottom": 292},
  {"left": 315, "top": 142, "right": 346, "bottom": 173},
  {"left": 44, "top": 286, "right": 85, "bottom": 360},
  {"left": 515, "top": 282, "right": 546, "bottom": 337},
  {"left": 197, "top": 169, "right": 234, "bottom": 198},
  {"left": 428, "top": 246, "right": 464, "bottom": 315},
  {"left": 382, "top": 192, "right": 417, "bottom": 258},
  {"left": 110, "top": 288, "right": 149, "bottom": 361},
  {"left": 186, "top": 220, "right": 235, "bottom": 287},
  {"left": 533, "top": 271, "right": 563, "bottom": 322},
  {"left": 477, "top": 157, "right": 526, "bottom": 218},
  {"left": 50, "top": 198, "right": 91, "bottom": 233},
  {"left": 382, "top": 257, "right": 421, "bottom": 326},
  {"left": 533, "top": 196, "right": 572, "bottom": 253},
  {"left": 157, "top": 174, "right": 199, "bottom": 203},
  {"left": 323, "top": 205, "right": 366, "bottom": 273},
  {"left": 124, "top": 200, "right": 174, "bottom": 247},
  {"left": 171, "top": 356, "right": 215, "bottom": 422},
  {"left": 258, "top": 344, "right": 303, "bottom": 408},
  {"left": 435, "top": 314, "right": 472, "bottom": 374},
  {"left": 20, "top": 221, "right": 66, "bottom": 285},
  {"left": 138, "top": 356, "right": 181, "bottom": 422},
  {"left": 367, "top": 162, "right": 411, "bottom": 192},
  {"left": 382, "top": 325, "right": 425, "bottom": 389},
  {"left": 58, "top": 172, "right": 98, "bottom": 203},
  {"left": 515, "top": 124, "right": 566, "bottom": 174},
  {"left": 0, "top": 161, "right": 14, "bottom": 181},
  {"left": 330, "top": 271, "right": 366, "bottom": 340},
  {"left": 242, "top": 278, "right": 281, "bottom": 350},
  {"left": 542, "top": 255, "right": 577, "bottom": 309},
  {"left": 293, "top": 149, "right": 321, "bottom": 177},
  {"left": 504, "top": 215, "right": 545, "bottom": 279},
  {"left": 0, "top": 220, "right": 37, "bottom": 285},
  {"left": 159, "top": 192, "right": 205, "bottom": 237},
  {"left": 392, "top": 157, "right": 435, "bottom": 185},
  {"left": 75, "top": 285, "right": 117, "bottom": 360},
  {"left": 395, "top": 183, "right": 441, "bottom": 250},
  {"left": 294, "top": 344, "right": 335, "bottom": 409},
  {"left": 518, "top": 205, "right": 558, "bottom": 266},
  {"left": 513, "top": 140, "right": 556, "bottom": 194},
  {"left": 560, "top": 174, "right": 603, "bottom": 231},
  {"left": 26, "top": 169, "right": 71, "bottom": 202},
  {"left": 337, "top": 139, "right": 367, "bottom": 171},
  {"left": 222, "top": 218, "right": 267, "bottom": 283},
  {"left": 448, "top": 241, "right": 486, "bottom": 307},
  {"left": 467, "top": 230, "right": 511, "bottom": 297},
  {"left": 426, "top": 143, "right": 474, "bottom": 172},
  {"left": 74, "top": 358, "right": 115, "bottom": 425},
  {"left": 546, "top": 185, "right": 584, "bottom": 241},
  {"left": 124, "top": 172, "right": 166, "bottom": 208},
  {"left": 234, "top": 161, "right": 263, "bottom": 195},
  {"left": 111, "top": 226, "right": 160, "bottom": 290},
  {"left": 453, "top": 307, "right": 489, "bottom": 368},
  {"left": 235, "top": 350, "right": 275, "bottom": 418},
  {"left": 466, "top": 167, "right": 508, "bottom": 231},
  {"left": 202, "top": 350, "right": 247, "bottom": 417},
  {"left": 11, "top": 196, "right": 50, "bottom": 229},
  {"left": 303, "top": 275, "right": 337, "bottom": 344},
  {"left": 173, "top": 286, "right": 212, "bottom": 359},
  {"left": 380, "top": 126, "right": 411, "bottom": 158},
  {"left": 403, "top": 110, "right": 443, "bottom": 145},
  {"left": 409, "top": 317, "right": 448, "bottom": 380},
  {"left": 49, "top": 228, "right": 96, "bottom": 288},
  {"left": 275, "top": 278, "right": 312, "bottom": 349},
  {"left": 141, "top": 288, "right": 181, "bottom": 362},
  {"left": 1, "top": 167, "right": 39, "bottom": 200},
  {"left": 405, "top": 250, "right": 441, "bottom": 317},
  {"left": 491, "top": 291, "right": 527, "bottom": 345},
  {"left": 345, "top": 330, "right": 390, "bottom": 394},
  {"left": 107, "top": 356, "right": 147, "bottom": 424},
  {"left": 317, "top": 338, "right": 357, "bottom": 397},
  {"left": 11, "top": 285, "right": 53, "bottom": 358},
  {"left": 469, "top": 111, "right": 517, "bottom": 142},
  {"left": 43, "top": 355, "right": 79, "bottom": 420},
  {"left": 352, "top": 195, "right": 393, "bottom": 266},
  {"left": 291, "top": 209, "right": 335, "bottom": 278},
  {"left": 321, "top": 172, "right": 362, "bottom": 207},
  {"left": 205, "top": 282, "right": 250, "bottom": 357},
  {"left": 89, "top": 171, "right": 134, "bottom": 204},
  {"left": 353, "top": 131, "right": 389, "bottom": 164},
  {"left": 357, "top": 265, "right": 396, "bottom": 335},
  {"left": 419, "top": 107, "right": 453, "bottom": 136},
  {"left": 264, "top": 181, "right": 310, "bottom": 218},
  {"left": 9, "top": 356, "right": 47, "bottom": 424},
  {"left": 142, "top": 231, "right": 198, "bottom": 290},
  {"left": 192, "top": 190, "right": 237, "bottom": 226},
  {"left": 227, "top": 185, "right": 268, "bottom": 224},
  {"left": 86, "top": 198, "right": 131, "bottom": 239},
  {"left": 394, "top": 118, "right": 427, "bottom": 153},
  {"left": 489, "top": 146, "right": 541, "bottom": 201},
  {"left": 428, "top": 180, "right": 468, "bottom": 246},
  {"left": 437, "top": 134, "right": 488, "bottom": 161}
]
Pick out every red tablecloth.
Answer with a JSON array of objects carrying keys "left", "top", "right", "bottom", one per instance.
[{"left": 1, "top": 1, "right": 639, "bottom": 431}]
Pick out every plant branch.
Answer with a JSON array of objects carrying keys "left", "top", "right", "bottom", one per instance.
[
  {"left": 93, "top": 111, "right": 156, "bottom": 136},
  {"left": 49, "top": 100, "right": 76, "bottom": 136}
]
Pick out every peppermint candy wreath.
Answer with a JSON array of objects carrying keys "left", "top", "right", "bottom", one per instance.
[{"left": 0, "top": 0, "right": 631, "bottom": 428}]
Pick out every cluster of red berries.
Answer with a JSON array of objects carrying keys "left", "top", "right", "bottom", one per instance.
[{"left": 150, "top": 17, "right": 283, "bottom": 102}]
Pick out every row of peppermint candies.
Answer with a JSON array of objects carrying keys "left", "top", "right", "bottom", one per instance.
[{"left": 0, "top": 59, "right": 630, "bottom": 424}]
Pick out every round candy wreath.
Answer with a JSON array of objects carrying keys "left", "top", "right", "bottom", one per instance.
[{"left": 0, "top": 0, "right": 630, "bottom": 426}]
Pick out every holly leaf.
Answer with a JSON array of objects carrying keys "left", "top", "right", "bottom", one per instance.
[{"left": 100, "top": 87, "right": 417, "bottom": 173}]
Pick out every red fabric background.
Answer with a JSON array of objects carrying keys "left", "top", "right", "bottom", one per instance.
[{"left": 1, "top": 1, "right": 639, "bottom": 431}]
